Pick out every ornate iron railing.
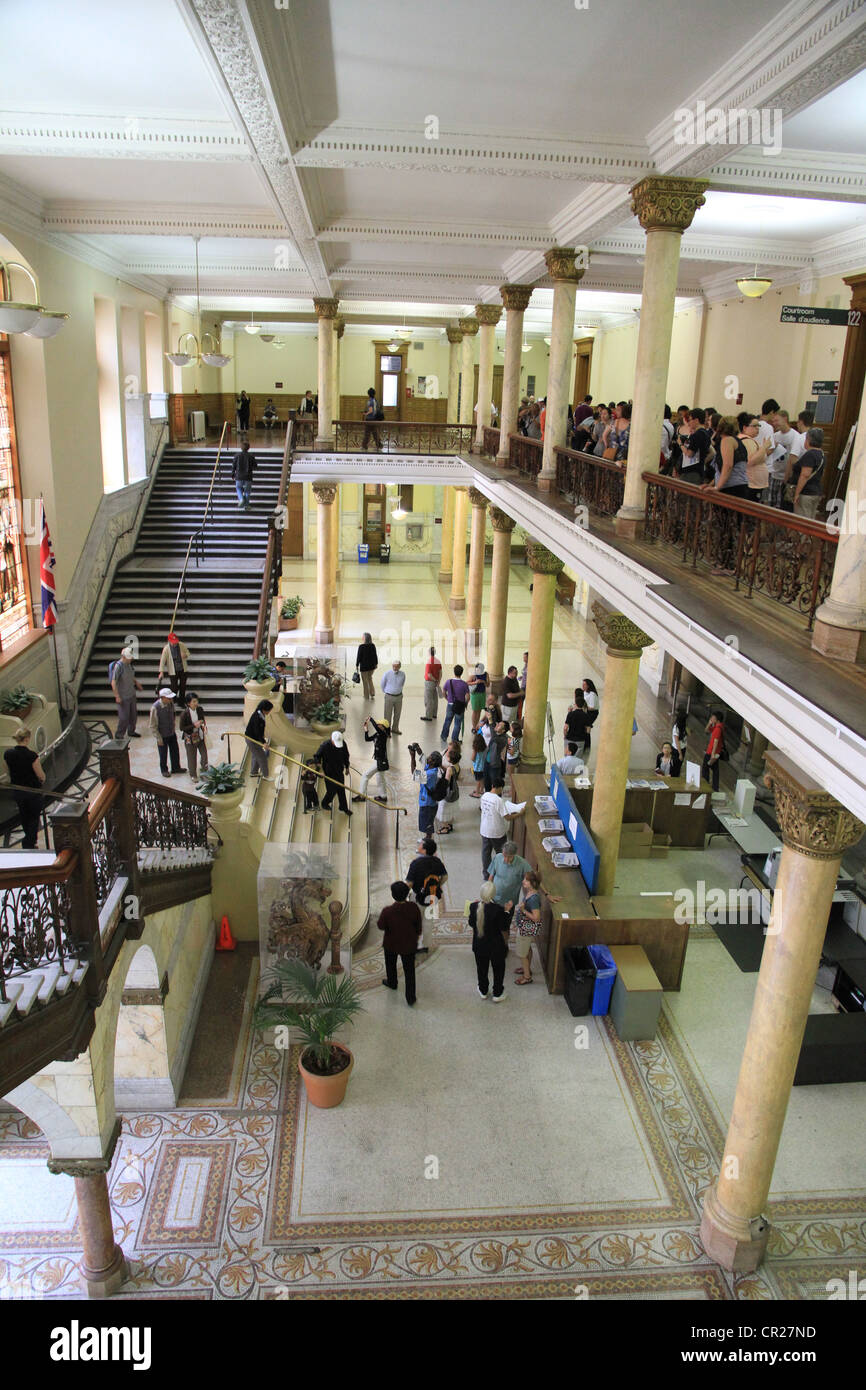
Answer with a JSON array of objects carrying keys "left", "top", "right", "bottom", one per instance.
[
  {"left": 509, "top": 433, "right": 544, "bottom": 477},
  {"left": 131, "top": 779, "right": 211, "bottom": 853},
  {"left": 481, "top": 426, "right": 501, "bottom": 458},
  {"left": 290, "top": 415, "right": 317, "bottom": 449},
  {"left": 0, "top": 875, "right": 75, "bottom": 1002},
  {"left": 254, "top": 418, "right": 294, "bottom": 659},
  {"left": 644, "top": 476, "right": 838, "bottom": 627},
  {"left": 88, "top": 783, "right": 124, "bottom": 915},
  {"left": 331, "top": 419, "right": 475, "bottom": 454},
  {"left": 555, "top": 446, "right": 625, "bottom": 517}
]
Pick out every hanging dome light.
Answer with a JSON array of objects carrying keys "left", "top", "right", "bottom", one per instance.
[
  {"left": 271, "top": 337, "right": 286, "bottom": 350},
  {"left": 736, "top": 263, "right": 773, "bottom": 298},
  {"left": 391, "top": 486, "right": 407, "bottom": 520},
  {"left": 0, "top": 259, "right": 68, "bottom": 336},
  {"left": 259, "top": 333, "right": 275, "bottom": 343},
  {"left": 245, "top": 309, "right": 262, "bottom": 334},
  {"left": 387, "top": 338, "right": 401, "bottom": 353},
  {"left": 521, "top": 341, "right": 532, "bottom": 353},
  {"left": 166, "top": 239, "right": 232, "bottom": 367},
  {"left": 166, "top": 332, "right": 197, "bottom": 368}
]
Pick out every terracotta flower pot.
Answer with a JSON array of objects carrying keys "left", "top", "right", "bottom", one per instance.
[
  {"left": 298, "top": 1043, "right": 353, "bottom": 1108},
  {"left": 280, "top": 616, "right": 299, "bottom": 630}
]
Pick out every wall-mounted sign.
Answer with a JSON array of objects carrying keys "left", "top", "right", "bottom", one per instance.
[
  {"left": 811, "top": 380, "right": 839, "bottom": 394},
  {"left": 275, "top": 382, "right": 283, "bottom": 388},
  {"left": 781, "top": 306, "right": 860, "bottom": 327}
]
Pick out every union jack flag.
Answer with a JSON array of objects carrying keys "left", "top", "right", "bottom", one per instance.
[{"left": 40, "top": 503, "right": 57, "bottom": 629}]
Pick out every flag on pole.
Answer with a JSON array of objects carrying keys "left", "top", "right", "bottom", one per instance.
[{"left": 40, "top": 503, "right": 57, "bottom": 629}]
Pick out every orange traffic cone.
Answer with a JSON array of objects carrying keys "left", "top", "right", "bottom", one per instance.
[{"left": 215, "top": 915, "right": 237, "bottom": 952}]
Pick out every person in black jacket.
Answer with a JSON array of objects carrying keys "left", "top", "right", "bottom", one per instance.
[
  {"left": 237, "top": 390, "right": 250, "bottom": 433},
  {"left": 4, "top": 727, "right": 46, "bottom": 848},
  {"left": 564, "top": 691, "right": 591, "bottom": 755},
  {"left": 469, "top": 881, "right": 510, "bottom": 1001},
  {"left": 316, "top": 730, "right": 352, "bottom": 815},
  {"left": 655, "top": 742, "right": 682, "bottom": 778},
  {"left": 245, "top": 700, "right": 273, "bottom": 778},
  {"left": 355, "top": 632, "right": 378, "bottom": 699},
  {"left": 232, "top": 441, "right": 256, "bottom": 510},
  {"left": 353, "top": 716, "right": 390, "bottom": 803}
]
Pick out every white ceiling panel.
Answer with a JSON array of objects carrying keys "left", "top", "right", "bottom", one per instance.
[{"left": 0, "top": 156, "right": 267, "bottom": 205}]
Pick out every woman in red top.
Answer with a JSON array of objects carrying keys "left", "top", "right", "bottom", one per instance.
[
  {"left": 421, "top": 645, "right": 443, "bottom": 722},
  {"left": 702, "top": 711, "right": 725, "bottom": 791}
]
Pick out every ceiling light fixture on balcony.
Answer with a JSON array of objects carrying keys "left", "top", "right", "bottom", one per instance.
[
  {"left": 736, "top": 263, "right": 773, "bottom": 299},
  {"left": 166, "top": 238, "right": 232, "bottom": 367},
  {"left": 0, "top": 258, "right": 68, "bottom": 336},
  {"left": 271, "top": 337, "right": 286, "bottom": 350},
  {"left": 245, "top": 311, "right": 262, "bottom": 335},
  {"left": 391, "top": 486, "right": 407, "bottom": 520}
]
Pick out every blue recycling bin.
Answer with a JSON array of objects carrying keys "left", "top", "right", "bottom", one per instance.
[
  {"left": 357, "top": 543, "right": 369, "bottom": 563},
  {"left": 588, "top": 943, "right": 617, "bottom": 1015}
]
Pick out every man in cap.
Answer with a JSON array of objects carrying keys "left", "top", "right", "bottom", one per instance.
[
  {"left": 353, "top": 715, "right": 390, "bottom": 804},
  {"left": 149, "top": 687, "right": 182, "bottom": 778},
  {"left": 315, "top": 729, "right": 352, "bottom": 816},
  {"left": 111, "top": 645, "right": 143, "bottom": 739},
  {"left": 159, "top": 632, "right": 190, "bottom": 705}
]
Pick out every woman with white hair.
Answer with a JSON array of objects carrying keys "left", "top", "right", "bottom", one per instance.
[{"left": 468, "top": 881, "right": 510, "bottom": 1001}]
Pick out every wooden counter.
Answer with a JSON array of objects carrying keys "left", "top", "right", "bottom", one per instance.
[{"left": 552, "top": 769, "right": 714, "bottom": 849}]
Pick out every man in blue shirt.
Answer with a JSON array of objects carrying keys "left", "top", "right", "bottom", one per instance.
[
  {"left": 440, "top": 664, "right": 470, "bottom": 742},
  {"left": 381, "top": 660, "right": 406, "bottom": 735},
  {"left": 486, "top": 841, "right": 532, "bottom": 923}
]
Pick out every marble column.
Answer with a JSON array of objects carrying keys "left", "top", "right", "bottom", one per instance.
[
  {"left": 312, "top": 481, "right": 336, "bottom": 642},
  {"left": 458, "top": 317, "right": 479, "bottom": 429},
  {"left": 521, "top": 541, "right": 565, "bottom": 773},
  {"left": 313, "top": 297, "right": 339, "bottom": 449},
  {"left": 446, "top": 326, "right": 462, "bottom": 422},
  {"left": 812, "top": 367, "right": 866, "bottom": 662},
  {"left": 747, "top": 730, "right": 769, "bottom": 777},
  {"left": 538, "top": 248, "right": 585, "bottom": 491},
  {"left": 497, "top": 283, "right": 533, "bottom": 468},
  {"left": 474, "top": 304, "right": 502, "bottom": 449},
  {"left": 449, "top": 487, "right": 469, "bottom": 612},
  {"left": 331, "top": 315, "right": 345, "bottom": 431},
  {"left": 465, "top": 487, "right": 488, "bottom": 653},
  {"left": 701, "top": 753, "right": 864, "bottom": 1272},
  {"left": 48, "top": 1146, "right": 128, "bottom": 1299},
  {"left": 330, "top": 482, "right": 340, "bottom": 608},
  {"left": 588, "top": 605, "right": 654, "bottom": 896},
  {"left": 488, "top": 507, "right": 516, "bottom": 688},
  {"left": 615, "top": 177, "right": 708, "bottom": 538},
  {"left": 438, "top": 486, "right": 455, "bottom": 584}
]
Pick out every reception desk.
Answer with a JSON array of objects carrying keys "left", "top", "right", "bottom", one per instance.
[
  {"left": 513, "top": 775, "right": 688, "bottom": 995},
  {"left": 562, "top": 770, "right": 714, "bottom": 849}
]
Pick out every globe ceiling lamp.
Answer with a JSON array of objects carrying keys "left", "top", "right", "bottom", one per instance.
[
  {"left": 0, "top": 259, "right": 68, "bottom": 337},
  {"left": 736, "top": 263, "right": 773, "bottom": 299},
  {"left": 165, "top": 238, "right": 232, "bottom": 367}
]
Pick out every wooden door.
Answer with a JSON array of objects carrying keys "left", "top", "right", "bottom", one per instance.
[
  {"left": 281, "top": 481, "right": 304, "bottom": 558},
  {"left": 572, "top": 338, "right": 594, "bottom": 406},
  {"left": 363, "top": 484, "right": 386, "bottom": 551},
  {"left": 473, "top": 363, "right": 505, "bottom": 414}
]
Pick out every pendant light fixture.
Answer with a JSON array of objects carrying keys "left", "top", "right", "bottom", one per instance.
[
  {"left": 736, "top": 262, "right": 773, "bottom": 299},
  {"left": 0, "top": 259, "right": 68, "bottom": 337},
  {"left": 391, "top": 485, "right": 407, "bottom": 520},
  {"left": 245, "top": 309, "right": 262, "bottom": 335},
  {"left": 165, "top": 237, "right": 232, "bottom": 367}
]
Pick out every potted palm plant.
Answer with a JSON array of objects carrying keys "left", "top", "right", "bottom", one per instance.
[
  {"left": 254, "top": 959, "right": 363, "bottom": 1108},
  {"left": 0, "top": 685, "right": 33, "bottom": 720},
  {"left": 280, "top": 595, "right": 305, "bottom": 630},
  {"left": 243, "top": 654, "right": 275, "bottom": 702},
  {"left": 197, "top": 761, "right": 245, "bottom": 821}
]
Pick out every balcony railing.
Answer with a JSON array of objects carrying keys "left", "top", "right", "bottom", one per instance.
[
  {"left": 555, "top": 445, "right": 625, "bottom": 517},
  {"left": 331, "top": 420, "right": 475, "bottom": 454},
  {"left": 510, "top": 434, "right": 544, "bottom": 477},
  {"left": 481, "top": 426, "right": 501, "bottom": 458},
  {"left": 643, "top": 475, "right": 838, "bottom": 628}
]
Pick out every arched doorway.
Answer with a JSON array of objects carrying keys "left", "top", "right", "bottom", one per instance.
[{"left": 114, "top": 945, "right": 173, "bottom": 1110}]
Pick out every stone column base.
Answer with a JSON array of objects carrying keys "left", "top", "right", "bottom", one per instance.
[
  {"left": 537, "top": 474, "right": 555, "bottom": 493},
  {"left": 614, "top": 506, "right": 645, "bottom": 539},
  {"left": 437, "top": 569, "right": 452, "bottom": 585},
  {"left": 449, "top": 595, "right": 466, "bottom": 611},
  {"left": 315, "top": 625, "right": 334, "bottom": 644},
  {"left": 700, "top": 1188, "right": 770, "bottom": 1274},
  {"left": 82, "top": 1246, "right": 129, "bottom": 1300},
  {"left": 314, "top": 437, "right": 335, "bottom": 451},
  {"left": 519, "top": 754, "right": 547, "bottom": 775},
  {"left": 811, "top": 617, "right": 866, "bottom": 663},
  {"left": 495, "top": 453, "right": 511, "bottom": 470}
]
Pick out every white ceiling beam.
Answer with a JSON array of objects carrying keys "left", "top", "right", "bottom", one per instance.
[
  {"left": 316, "top": 218, "right": 551, "bottom": 248},
  {"left": 707, "top": 148, "right": 866, "bottom": 203},
  {"left": 0, "top": 110, "right": 249, "bottom": 160}
]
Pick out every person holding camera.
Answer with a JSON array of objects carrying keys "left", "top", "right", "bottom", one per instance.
[{"left": 354, "top": 715, "right": 391, "bottom": 804}]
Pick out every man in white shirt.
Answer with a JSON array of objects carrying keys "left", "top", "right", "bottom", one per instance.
[
  {"left": 771, "top": 409, "right": 805, "bottom": 508},
  {"left": 479, "top": 781, "right": 521, "bottom": 875},
  {"left": 381, "top": 661, "right": 406, "bottom": 735},
  {"left": 556, "top": 742, "right": 585, "bottom": 776},
  {"left": 756, "top": 397, "right": 787, "bottom": 504}
]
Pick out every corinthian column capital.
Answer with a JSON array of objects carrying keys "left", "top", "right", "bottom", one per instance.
[
  {"left": 313, "top": 297, "right": 340, "bottom": 320},
  {"left": 312, "top": 481, "right": 337, "bottom": 506},
  {"left": 764, "top": 752, "right": 864, "bottom": 860},
  {"left": 468, "top": 487, "right": 488, "bottom": 509},
  {"left": 591, "top": 602, "right": 653, "bottom": 654},
  {"left": 475, "top": 304, "right": 502, "bottom": 327},
  {"left": 489, "top": 506, "right": 516, "bottom": 533},
  {"left": 458, "top": 316, "right": 479, "bottom": 337},
  {"left": 544, "top": 247, "right": 585, "bottom": 284},
  {"left": 501, "top": 283, "right": 533, "bottom": 313},
  {"left": 446, "top": 325, "right": 463, "bottom": 345},
  {"left": 629, "top": 176, "right": 709, "bottom": 233},
  {"left": 526, "top": 540, "right": 564, "bottom": 576}
]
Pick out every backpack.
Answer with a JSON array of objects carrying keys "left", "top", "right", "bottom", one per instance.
[
  {"left": 108, "top": 660, "right": 120, "bottom": 685},
  {"left": 420, "top": 873, "right": 442, "bottom": 902},
  {"left": 374, "top": 408, "right": 385, "bottom": 420},
  {"left": 431, "top": 770, "right": 449, "bottom": 802}
]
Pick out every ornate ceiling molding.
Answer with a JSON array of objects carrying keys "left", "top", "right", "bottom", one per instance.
[
  {"left": 180, "top": 0, "right": 331, "bottom": 295},
  {"left": 0, "top": 111, "right": 249, "bottom": 160},
  {"left": 316, "top": 218, "right": 551, "bottom": 247},
  {"left": 708, "top": 148, "right": 866, "bottom": 203},
  {"left": 594, "top": 228, "right": 819, "bottom": 268},
  {"left": 293, "top": 124, "right": 652, "bottom": 182},
  {"left": 41, "top": 204, "right": 286, "bottom": 237}
]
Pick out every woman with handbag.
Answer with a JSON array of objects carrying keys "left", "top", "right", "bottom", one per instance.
[
  {"left": 434, "top": 742, "right": 460, "bottom": 834},
  {"left": 180, "top": 692, "right": 209, "bottom": 781},
  {"left": 468, "top": 881, "right": 510, "bottom": 1001},
  {"left": 513, "top": 870, "right": 544, "bottom": 985}
]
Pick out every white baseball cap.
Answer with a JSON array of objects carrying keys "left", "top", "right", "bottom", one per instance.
[
  {"left": 159, "top": 687, "right": 175, "bottom": 698},
  {"left": 331, "top": 731, "right": 343, "bottom": 747},
  {"left": 121, "top": 646, "right": 134, "bottom": 659}
]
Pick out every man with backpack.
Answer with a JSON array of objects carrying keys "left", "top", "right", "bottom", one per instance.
[
  {"left": 440, "top": 664, "right": 470, "bottom": 742},
  {"left": 111, "top": 646, "right": 144, "bottom": 739},
  {"left": 417, "top": 750, "right": 444, "bottom": 835},
  {"left": 405, "top": 835, "right": 448, "bottom": 957},
  {"left": 363, "top": 386, "right": 383, "bottom": 451},
  {"left": 231, "top": 441, "right": 256, "bottom": 510}
]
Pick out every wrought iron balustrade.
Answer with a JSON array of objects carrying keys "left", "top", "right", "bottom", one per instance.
[
  {"left": 0, "top": 872, "right": 75, "bottom": 1003},
  {"left": 131, "top": 780, "right": 211, "bottom": 854},
  {"left": 330, "top": 419, "right": 474, "bottom": 454},
  {"left": 509, "top": 433, "right": 544, "bottom": 477},
  {"left": 481, "top": 426, "right": 501, "bottom": 458},
  {"left": 555, "top": 446, "right": 625, "bottom": 517}
]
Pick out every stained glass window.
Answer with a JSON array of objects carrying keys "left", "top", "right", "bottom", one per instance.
[{"left": 0, "top": 346, "right": 32, "bottom": 650}]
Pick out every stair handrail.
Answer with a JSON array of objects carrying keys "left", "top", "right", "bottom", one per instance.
[
  {"left": 253, "top": 418, "right": 294, "bottom": 658},
  {"left": 170, "top": 420, "right": 229, "bottom": 632}
]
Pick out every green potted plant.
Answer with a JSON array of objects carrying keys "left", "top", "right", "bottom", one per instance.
[
  {"left": 243, "top": 654, "right": 275, "bottom": 701},
  {"left": 0, "top": 685, "right": 33, "bottom": 720},
  {"left": 254, "top": 958, "right": 363, "bottom": 1108},
  {"left": 197, "top": 761, "right": 245, "bottom": 821},
  {"left": 280, "top": 595, "right": 305, "bottom": 630},
  {"left": 309, "top": 696, "right": 342, "bottom": 733}
]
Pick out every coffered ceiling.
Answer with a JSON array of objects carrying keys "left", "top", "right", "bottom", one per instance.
[{"left": 1, "top": 0, "right": 865, "bottom": 336}]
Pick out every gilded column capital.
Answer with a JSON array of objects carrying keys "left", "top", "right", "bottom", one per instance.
[
  {"left": 591, "top": 601, "right": 653, "bottom": 654},
  {"left": 446, "top": 325, "right": 463, "bottom": 345},
  {"left": 526, "top": 540, "right": 565, "bottom": 576},
  {"left": 312, "top": 481, "right": 338, "bottom": 506},
  {"left": 500, "top": 283, "right": 533, "bottom": 313},
  {"left": 630, "top": 176, "right": 709, "bottom": 233},
  {"left": 544, "top": 247, "right": 585, "bottom": 284},
  {"left": 475, "top": 304, "right": 502, "bottom": 327},
  {"left": 468, "top": 487, "right": 488, "bottom": 509},
  {"left": 458, "top": 316, "right": 479, "bottom": 337},
  {"left": 47, "top": 1118, "right": 121, "bottom": 1177},
  {"left": 489, "top": 506, "right": 516, "bottom": 533},
  {"left": 313, "top": 297, "right": 340, "bottom": 321},
  {"left": 764, "top": 752, "right": 864, "bottom": 861},
  {"left": 334, "top": 315, "right": 346, "bottom": 339}
]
